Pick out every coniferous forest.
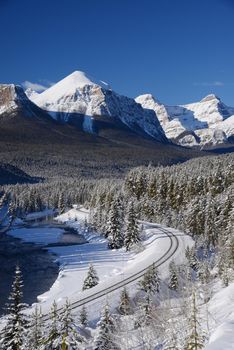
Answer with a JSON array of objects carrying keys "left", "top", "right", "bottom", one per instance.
[{"left": 0, "top": 152, "right": 233, "bottom": 349}]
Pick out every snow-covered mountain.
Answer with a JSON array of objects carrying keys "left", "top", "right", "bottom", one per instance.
[
  {"left": 136, "top": 94, "right": 234, "bottom": 148},
  {"left": 25, "top": 88, "right": 39, "bottom": 100},
  {"left": 0, "top": 84, "right": 48, "bottom": 119},
  {"left": 31, "top": 71, "right": 167, "bottom": 142}
]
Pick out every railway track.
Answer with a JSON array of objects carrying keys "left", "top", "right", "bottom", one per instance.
[{"left": 41, "top": 224, "right": 179, "bottom": 321}]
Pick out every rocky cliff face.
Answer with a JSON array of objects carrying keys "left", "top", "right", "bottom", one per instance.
[
  {"left": 0, "top": 84, "right": 46, "bottom": 119},
  {"left": 136, "top": 93, "right": 234, "bottom": 148}
]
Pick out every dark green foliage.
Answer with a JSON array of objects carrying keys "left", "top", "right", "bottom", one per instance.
[
  {"left": 94, "top": 304, "right": 119, "bottom": 350},
  {"left": 138, "top": 263, "right": 160, "bottom": 295},
  {"left": 168, "top": 261, "right": 179, "bottom": 291},
  {"left": 124, "top": 201, "right": 140, "bottom": 251},
  {"left": 82, "top": 264, "right": 99, "bottom": 290},
  {"left": 118, "top": 288, "right": 131, "bottom": 315},
  {"left": 79, "top": 305, "right": 88, "bottom": 327},
  {"left": 0, "top": 266, "right": 29, "bottom": 350}
]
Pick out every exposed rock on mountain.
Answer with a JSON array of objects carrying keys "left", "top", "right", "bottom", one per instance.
[
  {"left": 136, "top": 93, "right": 234, "bottom": 148},
  {"left": 31, "top": 71, "right": 167, "bottom": 142}
]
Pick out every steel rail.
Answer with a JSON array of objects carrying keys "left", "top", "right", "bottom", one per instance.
[{"left": 41, "top": 225, "right": 179, "bottom": 321}]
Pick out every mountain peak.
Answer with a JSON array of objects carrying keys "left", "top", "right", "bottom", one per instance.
[
  {"left": 0, "top": 84, "right": 28, "bottom": 109},
  {"left": 33, "top": 71, "right": 111, "bottom": 105},
  {"left": 64, "top": 70, "right": 95, "bottom": 87},
  {"left": 135, "top": 94, "right": 161, "bottom": 105},
  {"left": 200, "top": 94, "right": 220, "bottom": 103}
]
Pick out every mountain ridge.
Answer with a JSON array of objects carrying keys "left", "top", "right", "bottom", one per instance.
[
  {"left": 29, "top": 71, "right": 167, "bottom": 143},
  {"left": 136, "top": 93, "right": 234, "bottom": 148}
]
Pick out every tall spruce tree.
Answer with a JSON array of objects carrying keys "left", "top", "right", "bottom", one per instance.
[
  {"left": 43, "top": 301, "right": 60, "bottom": 350},
  {"left": 138, "top": 263, "right": 160, "bottom": 295},
  {"left": 94, "top": 304, "right": 119, "bottom": 350},
  {"left": 135, "top": 294, "right": 153, "bottom": 327},
  {"left": 184, "top": 292, "right": 204, "bottom": 350},
  {"left": 118, "top": 288, "right": 131, "bottom": 315},
  {"left": 82, "top": 264, "right": 99, "bottom": 290},
  {"left": 59, "top": 299, "right": 84, "bottom": 350},
  {"left": 106, "top": 199, "right": 123, "bottom": 249},
  {"left": 26, "top": 305, "right": 44, "bottom": 350},
  {"left": 124, "top": 201, "right": 140, "bottom": 251},
  {"left": 79, "top": 305, "right": 88, "bottom": 327},
  {"left": 0, "top": 266, "right": 29, "bottom": 350},
  {"left": 168, "top": 261, "right": 179, "bottom": 291}
]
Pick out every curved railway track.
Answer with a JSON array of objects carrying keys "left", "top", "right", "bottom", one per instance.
[{"left": 42, "top": 224, "right": 179, "bottom": 321}]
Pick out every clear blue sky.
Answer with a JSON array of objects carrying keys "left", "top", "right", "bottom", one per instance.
[{"left": 1, "top": 0, "right": 234, "bottom": 105}]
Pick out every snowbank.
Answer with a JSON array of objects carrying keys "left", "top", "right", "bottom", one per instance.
[{"left": 205, "top": 283, "right": 234, "bottom": 350}]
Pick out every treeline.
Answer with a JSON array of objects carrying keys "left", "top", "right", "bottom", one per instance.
[{"left": 1, "top": 153, "right": 233, "bottom": 251}]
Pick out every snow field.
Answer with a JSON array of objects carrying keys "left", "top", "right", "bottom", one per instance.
[{"left": 34, "top": 207, "right": 193, "bottom": 321}]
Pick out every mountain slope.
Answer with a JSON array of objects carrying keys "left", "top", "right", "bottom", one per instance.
[
  {"left": 31, "top": 71, "right": 167, "bottom": 142},
  {"left": 0, "top": 84, "right": 205, "bottom": 181},
  {"left": 136, "top": 94, "right": 234, "bottom": 148},
  {"left": 0, "top": 162, "right": 41, "bottom": 185}
]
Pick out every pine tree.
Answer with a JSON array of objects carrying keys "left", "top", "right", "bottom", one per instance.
[
  {"left": 118, "top": 288, "right": 131, "bottom": 315},
  {"left": 198, "top": 261, "right": 210, "bottom": 285},
  {"left": 222, "top": 265, "right": 229, "bottom": 287},
  {"left": 58, "top": 192, "right": 66, "bottom": 215},
  {"left": 94, "top": 304, "right": 119, "bottom": 350},
  {"left": 138, "top": 263, "right": 160, "bottom": 295},
  {"left": 27, "top": 305, "right": 44, "bottom": 350},
  {"left": 184, "top": 292, "right": 204, "bottom": 350},
  {"left": 135, "top": 294, "right": 153, "bottom": 327},
  {"left": 59, "top": 299, "right": 84, "bottom": 350},
  {"left": 43, "top": 301, "right": 60, "bottom": 350},
  {"left": 168, "top": 261, "right": 179, "bottom": 291},
  {"left": 79, "top": 305, "right": 88, "bottom": 327},
  {"left": 106, "top": 199, "right": 123, "bottom": 249},
  {"left": 186, "top": 247, "right": 198, "bottom": 271},
  {"left": 0, "top": 265, "right": 29, "bottom": 350},
  {"left": 124, "top": 201, "right": 140, "bottom": 251},
  {"left": 82, "top": 264, "right": 99, "bottom": 290}
]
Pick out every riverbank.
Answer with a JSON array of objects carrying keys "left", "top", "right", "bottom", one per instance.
[{"left": 0, "top": 209, "right": 86, "bottom": 315}]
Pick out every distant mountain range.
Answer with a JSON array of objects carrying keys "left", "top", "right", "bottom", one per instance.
[
  {"left": 136, "top": 93, "right": 234, "bottom": 148},
  {"left": 1, "top": 76, "right": 205, "bottom": 180},
  {"left": 1, "top": 71, "right": 233, "bottom": 150}
]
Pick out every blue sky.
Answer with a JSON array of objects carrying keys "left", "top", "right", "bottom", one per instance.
[{"left": 1, "top": 0, "right": 234, "bottom": 105}]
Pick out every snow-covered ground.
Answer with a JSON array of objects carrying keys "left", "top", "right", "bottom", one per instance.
[
  {"left": 7, "top": 206, "right": 193, "bottom": 322},
  {"left": 4, "top": 206, "right": 234, "bottom": 349},
  {"left": 205, "top": 283, "right": 234, "bottom": 350}
]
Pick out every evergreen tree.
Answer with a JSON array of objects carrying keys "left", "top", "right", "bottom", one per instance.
[
  {"left": 221, "top": 265, "right": 229, "bottom": 287},
  {"left": 27, "top": 305, "right": 44, "bottom": 350},
  {"left": 135, "top": 294, "right": 153, "bottom": 327},
  {"left": 43, "top": 301, "right": 60, "bottom": 350},
  {"left": 118, "top": 288, "right": 131, "bottom": 315},
  {"left": 94, "top": 304, "right": 119, "bottom": 350},
  {"left": 106, "top": 199, "right": 123, "bottom": 249},
  {"left": 184, "top": 292, "right": 204, "bottom": 350},
  {"left": 59, "top": 299, "right": 84, "bottom": 350},
  {"left": 124, "top": 201, "right": 140, "bottom": 251},
  {"left": 58, "top": 193, "right": 66, "bottom": 215},
  {"left": 138, "top": 263, "right": 160, "bottom": 295},
  {"left": 198, "top": 261, "right": 210, "bottom": 285},
  {"left": 82, "top": 264, "right": 99, "bottom": 290},
  {"left": 79, "top": 305, "right": 88, "bottom": 327},
  {"left": 0, "top": 266, "right": 29, "bottom": 350},
  {"left": 168, "top": 261, "right": 179, "bottom": 291},
  {"left": 186, "top": 247, "right": 198, "bottom": 271}
]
